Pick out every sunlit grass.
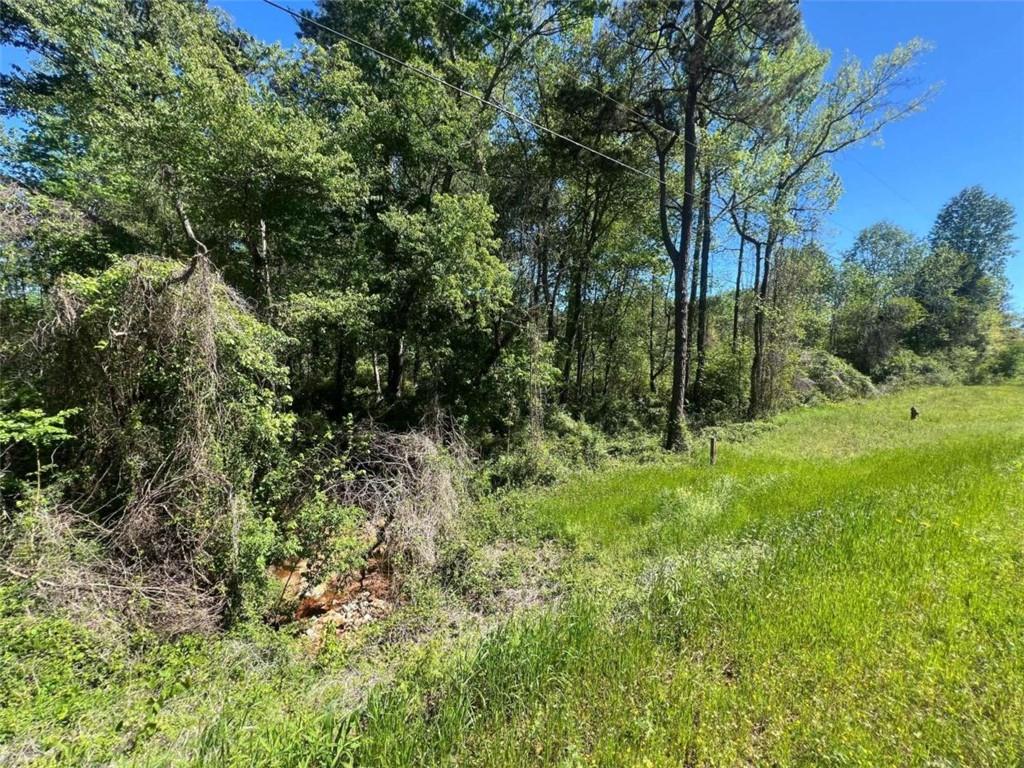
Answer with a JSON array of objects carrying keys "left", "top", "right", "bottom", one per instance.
[
  {"left": 6, "top": 386, "right": 1023, "bottom": 766},
  {"left": 154, "top": 385, "right": 1024, "bottom": 767}
]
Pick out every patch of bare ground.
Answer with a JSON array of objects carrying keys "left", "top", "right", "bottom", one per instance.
[{"left": 268, "top": 535, "right": 566, "bottom": 666}]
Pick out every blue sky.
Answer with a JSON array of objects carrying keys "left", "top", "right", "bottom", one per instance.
[
  {"left": 3, "top": 0, "right": 1022, "bottom": 309},
  {"left": 800, "top": 1, "right": 1024, "bottom": 311}
]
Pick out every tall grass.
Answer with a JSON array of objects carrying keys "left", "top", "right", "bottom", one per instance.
[
  {"left": 149, "top": 386, "right": 1024, "bottom": 767},
  {"left": 6, "top": 386, "right": 1023, "bottom": 766}
]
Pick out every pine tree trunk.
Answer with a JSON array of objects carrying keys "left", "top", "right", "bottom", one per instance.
[
  {"left": 664, "top": 83, "right": 699, "bottom": 451},
  {"left": 732, "top": 222, "right": 746, "bottom": 354},
  {"left": 685, "top": 194, "right": 704, "bottom": 393},
  {"left": 693, "top": 167, "right": 713, "bottom": 400},
  {"left": 749, "top": 234, "right": 774, "bottom": 418},
  {"left": 560, "top": 264, "right": 584, "bottom": 403}
]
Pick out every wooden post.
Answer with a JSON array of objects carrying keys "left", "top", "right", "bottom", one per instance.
[{"left": 710, "top": 435, "right": 718, "bottom": 466}]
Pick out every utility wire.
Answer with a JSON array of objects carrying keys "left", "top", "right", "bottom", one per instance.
[
  {"left": 434, "top": 0, "right": 677, "bottom": 139},
  {"left": 265, "top": 0, "right": 911, "bottom": 247},
  {"left": 847, "top": 155, "right": 915, "bottom": 206},
  {"left": 261, "top": 0, "right": 677, "bottom": 197}
]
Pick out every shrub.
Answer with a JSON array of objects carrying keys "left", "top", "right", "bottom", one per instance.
[
  {"left": 483, "top": 411, "right": 613, "bottom": 490},
  {"left": 326, "top": 425, "right": 469, "bottom": 591},
  {"left": 694, "top": 344, "right": 752, "bottom": 424},
  {"left": 11, "top": 256, "right": 294, "bottom": 630},
  {"left": 484, "top": 441, "right": 564, "bottom": 490},
  {"left": 547, "top": 410, "right": 608, "bottom": 467},
  {"left": 982, "top": 338, "right": 1024, "bottom": 381},
  {"left": 793, "top": 350, "right": 877, "bottom": 405},
  {"left": 877, "top": 349, "right": 960, "bottom": 389}
]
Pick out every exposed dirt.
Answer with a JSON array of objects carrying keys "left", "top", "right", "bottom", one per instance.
[{"left": 267, "top": 557, "right": 395, "bottom": 643}]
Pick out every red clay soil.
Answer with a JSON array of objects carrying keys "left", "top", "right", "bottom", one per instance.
[{"left": 295, "top": 558, "right": 393, "bottom": 620}]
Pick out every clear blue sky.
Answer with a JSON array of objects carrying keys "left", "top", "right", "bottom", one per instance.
[{"left": 3, "top": 1, "right": 1023, "bottom": 309}]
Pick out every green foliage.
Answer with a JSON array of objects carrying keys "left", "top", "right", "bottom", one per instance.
[
  {"left": 1, "top": 0, "right": 1000, "bottom": 463},
  {"left": 281, "top": 492, "right": 365, "bottom": 586},
  {"left": 827, "top": 186, "right": 1016, "bottom": 383},
  {"left": 37, "top": 256, "right": 295, "bottom": 621},
  {"left": 0, "top": 406, "right": 79, "bottom": 503},
  {"left": 481, "top": 411, "right": 610, "bottom": 490},
  {"left": 983, "top": 337, "right": 1024, "bottom": 381},
  {"left": 375, "top": 192, "right": 509, "bottom": 374},
  {"left": 930, "top": 185, "right": 1016, "bottom": 288},
  {"left": 794, "top": 349, "right": 877, "bottom": 404},
  {"left": 0, "top": 183, "right": 109, "bottom": 290},
  {"left": 0, "top": 612, "right": 128, "bottom": 762},
  {"left": 878, "top": 349, "right": 962, "bottom": 389},
  {"left": 0, "top": 408, "right": 78, "bottom": 452},
  {"left": 687, "top": 341, "right": 751, "bottom": 423},
  {"left": 833, "top": 250, "right": 927, "bottom": 375},
  {"left": 844, "top": 221, "right": 927, "bottom": 280},
  {"left": 0, "top": 0, "right": 1017, "bottom": 712}
]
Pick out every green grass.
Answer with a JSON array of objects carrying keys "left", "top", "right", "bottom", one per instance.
[{"left": 3, "top": 386, "right": 1024, "bottom": 766}]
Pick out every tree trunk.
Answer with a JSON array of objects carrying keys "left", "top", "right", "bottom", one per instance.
[
  {"left": 685, "top": 193, "right": 703, "bottom": 393},
  {"left": 668, "top": 253, "right": 691, "bottom": 449},
  {"left": 386, "top": 334, "right": 405, "bottom": 402},
  {"left": 371, "top": 351, "right": 383, "bottom": 401},
  {"left": 561, "top": 189, "right": 603, "bottom": 405},
  {"left": 753, "top": 240, "right": 762, "bottom": 299},
  {"left": 663, "top": 83, "right": 699, "bottom": 451},
  {"left": 560, "top": 262, "right": 584, "bottom": 403},
  {"left": 545, "top": 258, "right": 562, "bottom": 343},
  {"left": 575, "top": 296, "right": 587, "bottom": 399},
  {"left": 648, "top": 274, "right": 659, "bottom": 393},
  {"left": 731, "top": 216, "right": 747, "bottom": 354},
  {"left": 693, "top": 167, "right": 713, "bottom": 400},
  {"left": 249, "top": 218, "right": 272, "bottom": 311},
  {"left": 333, "top": 329, "right": 356, "bottom": 417},
  {"left": 749, "top": 233, "right": 775, "bottom": 419},
  {"left": 534, "top": 182, "right": 554, "bottom": 315}
]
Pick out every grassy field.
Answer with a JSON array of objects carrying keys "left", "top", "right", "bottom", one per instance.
[{"left": 3, "top": 385, "right": 1023, "bottom": 766}]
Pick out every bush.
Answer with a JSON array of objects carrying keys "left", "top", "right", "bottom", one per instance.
[
  {"left": 9, "top": 256, "right": 294, "bottom": 630},
  {"left": 483, "top": 411, "right": 613, "bottom": 490},
  {"left": 694, "top": 344, "right": 752, "bottom": 424},
  {"left": 793, "top": 350, "right": 877, "bottom": 405},
  {"left": 307, "top": 425, "right": 470, "bottom": 596},
  {"left": 982, "top": 338, "right": 1024, "bottom": 381},
  {"left": 484, "top": 441, "right": 564, "bottom": 490},
  {"left": 877, "top": 349, "right": 960, "bottom": 389},
  {"left": 547, "top": 410, "right": 608, "bottom": 467}
]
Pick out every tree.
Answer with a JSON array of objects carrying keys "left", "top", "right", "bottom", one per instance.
[
  {"left": 929, "top": 185, "right": 1015, "bottom": 304},
  {"left": 845, "top": 221, "right": 925, "bottom": 282},
  {"left": 738, "top": 36, "right": 932, "bottom": 416},
  {"left": 2, "top": 0, "right": 364, "bottom": 312},
  {"left": 616, "top": 0, "right": 802, "bottom": 448},
  {"left": 829, "top": 222, "right": 926, "bottom": 373}
]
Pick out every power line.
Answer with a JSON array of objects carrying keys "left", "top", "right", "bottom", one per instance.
[
  {"left": 434, "top": 0, "right": 677, "bottom": 139},
  {"left": 263, "top": 0, "right": 909, "bottom": 250},
  {"left": 847, "top": 154, "right": 915, "bottom": 206},
  {"left": 261, "top": 0, "right": 675, "bottom": 195}
]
